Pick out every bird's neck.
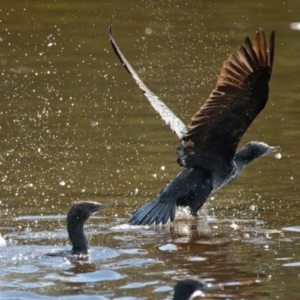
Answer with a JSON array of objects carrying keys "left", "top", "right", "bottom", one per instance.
[
  {"left": 232, "top": 150, "right": 251, "bottom": 182},
  {"left": 67, "top": 221, "right": 90, "bottom": 255},
  {"left": 234, "top": 146, "right": 254, "bottom": 171}
]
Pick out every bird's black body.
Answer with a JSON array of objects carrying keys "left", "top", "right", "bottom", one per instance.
[
  {"left": 130, "top": 141, "right": 278, "bottom": 225},
  {"left": 108, "top": 27, "right": 279, "bottom": 225},
  {"left": 67, "top": 201, "right": 115, "bottom": 255},
  {"left": 131, "top": 168, "right": 212, "bottom": 225}
]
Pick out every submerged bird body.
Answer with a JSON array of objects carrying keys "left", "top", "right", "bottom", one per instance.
[
  {"left": 108, "top": 28, "right": 279, "bottom": 225},
  {"left": 67, "top": 201, "right": 115, "bottom": 255}
]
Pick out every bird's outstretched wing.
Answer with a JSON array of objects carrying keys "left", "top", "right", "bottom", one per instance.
[
  {"left": 180, "top": 31, "right": 275, "bottom": 168},
  {"left": 108, "top": 25, "right": 187, "bottom": 139}
]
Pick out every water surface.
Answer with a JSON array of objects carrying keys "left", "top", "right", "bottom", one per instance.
[{"left": 0, "top": 0, "right": 300, "bottom": 299}]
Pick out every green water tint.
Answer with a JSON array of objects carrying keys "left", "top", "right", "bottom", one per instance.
[{"left": 0, "top": 0, "right": 299, "bottom": 299}]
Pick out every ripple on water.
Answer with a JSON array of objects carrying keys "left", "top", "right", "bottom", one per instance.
[
  {"left": 46, "top": 269, "right": 124, "bottom": 283},
  {"left": 282, "top": 262, "right": 300, "bottom": 267},
  {"left": 0, "top": 245, "right": 120, "bottom": 264},
  {"left": 106, "top": 258, "right": 156, "bottom": 269},
  {"left": 119, "top": 249, "right": 148, "bottom": 255},
  {"left": 120, "top": 280, "right": 158, "bottom": 289},
  {"left": 282, "top": 226, "right": 300, "bottom": 232},
  {"left": 157, "top": 243, "right": 178, "bottom": 251},
  {"left": 153, "top": 285, "right": 173, "bottom": 293},
  {"left": 186, "top": 256, "right": 207, "bottom": 262},
  {"left": 0, "top": 291, "right": 109, "bottom": 300}
]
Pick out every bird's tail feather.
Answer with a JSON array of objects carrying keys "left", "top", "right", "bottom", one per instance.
[{"left": 129, "top": 197, "right": 177, "bottom": 225}]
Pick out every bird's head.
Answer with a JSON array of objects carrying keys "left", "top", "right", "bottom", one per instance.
[
  {"left": 67, "top": 201, "right": 115, "bottom": 226},
  {"left": 236, "top": 141, "right": 280, "bottom": 165},
  {"left": 66, "top": 201, "right": 115, "bottom": 255},
  {"left": 173, "top": 278, "right": 221, "bottom": 300}
]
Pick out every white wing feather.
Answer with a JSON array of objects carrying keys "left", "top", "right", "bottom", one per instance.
[{"left": 108, "top": 27, "right": 187, "bottom": 139}]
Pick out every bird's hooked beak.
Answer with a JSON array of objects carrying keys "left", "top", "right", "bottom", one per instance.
[
  {"left": 91, "top": 201, "right": 115, "bottom": 214},
  {"left": 266, "top": 145, "right": 280, "bottom": 156}
]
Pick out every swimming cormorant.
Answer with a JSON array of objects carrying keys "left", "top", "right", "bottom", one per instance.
[
  {"left": 108, "top": 27, "right": 279, "bottom": 225},
  {"left": 67, "top": 201, "right": 115, "bottom": 255},
  {"left": 173, "top": 278, "right": 221, "bottom": 300}
]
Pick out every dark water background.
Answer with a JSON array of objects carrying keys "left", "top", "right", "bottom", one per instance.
[{"left": 0, "top": 0, "right": 300, "bottom": 299}]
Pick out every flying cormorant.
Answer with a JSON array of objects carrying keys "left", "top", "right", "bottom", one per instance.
[{"left": 108, "top": 27, "right": 279, "bottom": 225}]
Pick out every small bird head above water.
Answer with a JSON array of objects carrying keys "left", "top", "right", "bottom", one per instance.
[
  {"left": 173, "top": 278, "right": 222, "bottom": 300},
  {"left": 67, "top": 201, "right": 114, "bottom": 224},
  {"left": 67, "top": 201, "right": 115, "bottom": 255}
]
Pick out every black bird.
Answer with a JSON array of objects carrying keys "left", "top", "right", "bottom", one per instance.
[
  {"left": 173, "top": 278, "right": 221, "bottom": 300},
  {"left": 67, "top": 201, "right": 115, "bottom": 255},
  {"left": 108, "top": 27, "right": 279, "bottom": 225}
]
